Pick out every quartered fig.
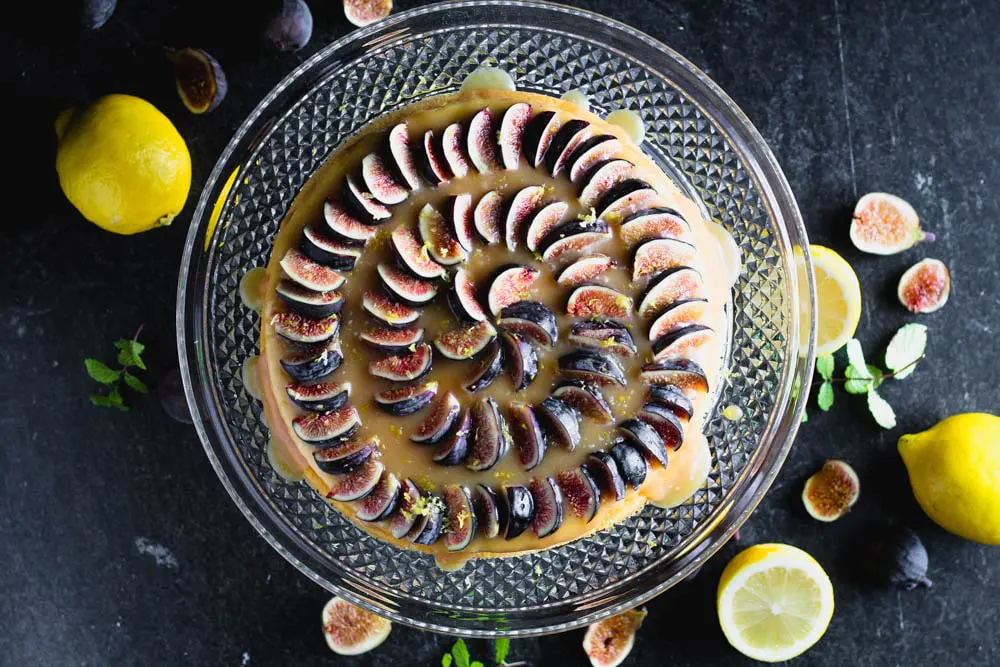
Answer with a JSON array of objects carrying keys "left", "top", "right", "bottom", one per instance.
[
  {"left": 898, "top": 258, "right": 950, "bottom": 313},
  {"left": 545, "top": 119, "right": 591, "bottom": 176},
  {"left": 504, "top": 185, "right": 546, "bottom": 251},
  {"left": 497, "top": 301, "right": 558, "bottom": 346},
  {"left": 609, "top": 439, "right": 648, "bottom": 490},
  {"left": 637, "top": 267, "right": 705, "bottom": 317},
  {"left": 468, "top": 107, "right": 502, "bottom": 173},
  {"left": 280, "top": 338, "right": 343, "bottom": 382},
  {"left": 447, "top": 193, "right": 476, "bottom": 252},
  {"left": 327, "top": 458, "right": 384, "bottom": 502},
  {"left": 568, "top": 320, "right": 637, "bottom": 358},
  {"left": 369, "top": 343, "right": 433, "bottom": 382},
  {"left": 374, "top": 381, "right": 438, "bottom": 416},
  {"left": 343, "top": 174, "right": 391, "bottom": 223},
  {"left": 525, "top": 201, "right": 570, "bottom": 252},
  {"left": 536, "top": 396, "right": 582, "bottom": 450},
  {"left": 276, "top": 280, "right": 344, "bottom": 319},
  {"left": 648, "top": 384, "right": 694, "bottom": 421},
  {"left": 386, "top": 123, "right": 422, "bottom": 190},
  {"left": 293, "top": 405, "right": 362, "bottom": 446},
  {"left": 567, "top": 135, "right": 622, "bottom": 183},
  {"left": 501, "top": 331, "right": 539, "bottom": 391},
  {"left": 467, "top": 397, "right": 511, "bottom": 471},
  {"left": 648, "top": 298, "right": 708, "bottom": 342},
  {"left": 559, "top": 349, "right": 627, "bottom": 387},
  {"left": 343, "top": 0, "right": 393, "bottom": 28},
  {"left": 359, "top": 325, "right": 424, "bottom": 352},
  {"left": 632, "top": 238, "right": 698, "bottom": 281},
  {"left": 499, "top": 103, "right": 531, "bottom": 169},
  {"left": 321, "top": 596, "right": 392, "bottom": 656},
  {"left": 502, "top": 485, "right": 535, "bottom": 540},
  {"left": 433, "top": 408, "right": 471, "bottom": 466},
  {"left": 323, "top": 200, "right": 379, "bottom": 244},
  {"left": 434, "top": 321, "right": 497, "bottom": 360},
  {"left": 412, "top": 392, "right": 461, "bottom": 444},
  {"left": 271, "top": 311, "right": 339, "bottom": 345},
  {"left": 474, "top": 190, "right": 504, "bottom": 244},
  {"left": 557, "top": 466, "right": 600, "bottom": 523},
  {"left": 619, "top": 418, "right": 667, "bottom": 466},
  {"left": 530, "top": 476, "right": 564, "bottom": 538},
  {"left": 582, "top": 609, "right": 647, "bottom": 667},
  {"left": 362, "top": 152, "right": 408, "bottom": 206},
  {"left": 472, "top": 484, "right": 501, "bottom": 539},
  {"left": 557, "top": 254, "right": 616, "bottom": 287},
  {"left": 169, "top": 48, "right": 227, "bottom": 114},
  {"left": 464, "top": 339, "right": 504, "bottom": 393},
  {"left": 280, "top": 248, "right": 346, "bottom": 292},
  {"left": 620, "top": 207, "right": 689, "bottom": 247},
  {"left": 362, "top": 290, "right": 420, "bottom": 327},
  {"left": 486, "top": 264, "right": 540, "bottom": 315},
  {"left": 540, "top": 219, "right": 612, "bottom": 263},
  {"left": 652, "top": 324, "right": 715, "bottom": 360},
  {"left": 636, "top": 402, "right": 684, "bottom": 450},
  {"left": 303, "top": 226, "right": 362, "bottom": 271},
  {"left": 522, "top": 111, "right": 560, "bottom": 167},
  {"left": 851, "top": 192, "right": 932, "bottom": 255},
  {"left": 587, "top": 451, "right": 626, "bottom": 501},
  {"left": 566, "top": 284, "right": 633, "bottom": 319},
  {"left": 640, "top": 358, "right": 709, "bottom": 393},
  {"left": 579, "top": 159, "right": 634, "bottom": 209},
  {"left": 596, "top": 179, "right": 658, "bottom": 220},
  {"left": 264, "top": 0, "right": 313, "bottom": 52},
  {"left": 391, "top": 226, "right": 447, "bottom": 280},
  {"left": 449, "top": 268, "right": 488, "bottom": 322},
  {"left": 442, "top": 122, "right": 472, "bottom": 178},
  {"left": 377, "top": 263, "right": 437, "bottom": 306},
  {"left": 442, "top": 484, "right": 477, "bottom": 551},
  {"left": 354, "top": 470, "right": 401, "bottom": 522},
  {"left": 313, "top": 437, "right": 377, "bottom": 474},
  {"left": 418, "top": 203, "right": 467, "bottom": 265},
  {"left": 509, "top": 402, "right": 546, "bottom": 470},
  {"left": 802, "top": 459, "right": 859, "bottom": 522},
  {"left": 421, "top": 129, "right": 452, "bottom": 185},
  {"left": 286, "top": 380, "right": 351, "bottom": 413},
  {"left": 405, "top": 492, "right": 445, "bottom": 545},
  {"left": 389, "top": 478, "right": 422, "bottom": 538},
  {"left": 552, "top": 381, "right": 613, "bottom": 424}
]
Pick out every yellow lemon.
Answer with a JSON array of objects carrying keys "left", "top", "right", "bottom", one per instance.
[
  {"left": 55, "top": 94, "right": 191, "bottom": 235},
  {"left": 717, "top": 543, "right": 834, "bottom": 663},
  {"left": 898, "top": 413, "right": 1000, "bottom": 545},
  {"left": 797, "top": 245, "right": 862, "bottom": 356}
]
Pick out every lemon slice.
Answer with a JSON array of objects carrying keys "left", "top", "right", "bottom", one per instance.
[
  {"left": 797, "top": 245, "right": 862, "bottom": 356},
  {"left": 717, "top": 544, "right": 834, "bottom": 663}
]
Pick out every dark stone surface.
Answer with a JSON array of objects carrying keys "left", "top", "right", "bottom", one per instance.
[{"left": 2, "top": 0, "right": 998, "bottom": 665}]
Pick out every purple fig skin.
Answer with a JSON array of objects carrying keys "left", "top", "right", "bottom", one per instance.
[
  {"left": 264, "top": 0, "right": 313, "bottom": 52},
  {"left": 83, "top": 0, "right": 117, "bottom": 29}
]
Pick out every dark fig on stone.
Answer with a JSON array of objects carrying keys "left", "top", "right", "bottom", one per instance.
[
  {"left": 83, "top": 0, "right": 117, "bottom": 29},
  {"left": 168, "top": 48, "right": 227, "bottom": 115},
  {"left": 264, "top": 0, "right": 313, "bottom": 52},
  {"left": 865, "top": 525, "right": 933, "bottom": 590}
]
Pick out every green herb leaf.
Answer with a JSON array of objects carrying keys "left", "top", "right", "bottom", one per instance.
[
  {"left": 867, "top": 390, "right": 897, "bottom": 429},
  {"left": 471, "top": 662, "right": 484, "bottom": 667},
  {"left": 91, "top": 390, "right": 128, "bottom": 411},
  {"left": 124, "top": 373, "right": 148, "bottom": 394},
  {"left": 843, "top": 365, "right": 872, "bottom": 395},
  {"left": 451, "top": 639, "right": 471, "bottom": 667},
  {"left": 495, "top": 638, "right": 510, "bottom": 665},
  {"left": 817, "top": 381, "right": 834, "bottom": 411},
  {"left": 801, "top": 409, "right": 809, "bottom": 423},
  {"left": 885, "top": 323, "right": 927, "bottom": 380},
  {"left": 866, "top": 365, "right": 885, "bottom": 390},
  {"left": 815, "top": 355, "right": 835, "bottom": 381},
  {"left": 442, "top": 654, "right": 453, "bottom": 667},
  {"left": 845, "top": 339, "right": 870, "bottom": 378},
  {"left": 115, "top": 339, "right": 147, "bottom": 370},
  {"left": 85, "top": 359, "right": 121, "bottom": 384}
]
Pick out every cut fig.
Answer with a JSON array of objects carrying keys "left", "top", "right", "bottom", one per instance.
[
  {"left": 552, "top": 381, "right": 613, "bottom": 424},
  {"left": 448, "top": 268, "right": 488, "bottom": 322},
  {"left": 632, "top": 238, "right": 698, "bottom": 281},
  {"left": 390, "top": 478, "right": 422, "bottom": 538},
  {"left": 508, "top": 402, "right": 546, "bottom": 470},
  {"left": 412, "top": 392, "right": 461, "bottom": 444},
  {"left": 313, "top": 437, "right": 377, "bottom": 474},
  {"left": 276, "top": 280, "right": 344, "bottom": 319},
  {"left": 540, "top": 219, "right": 612, "bottom": 262},
  {"left": 322, "top": 200, "right": 378, "bottom": 244},
  {"left": 529, "top": 476, "right": 564, "bottom": 538},
  {"left": 619, "top": 418, "right": 668, "bottom": 466},
  {"left": 640, "top": 358, "right": 709, "bottom": 393},
  {"left": 433, "top": 408, "right": 471, "bottom": 466},
  {"left": 467, "top": 397, "right": 511, "bottom": 471},
  {"left": 636, "top": 403, "right": 684, "bottom": 450},
  {"left": 447, "top": 194, "right": 476, "bottom": 252},
  {"left": 343, "top": 0, "right": 392, "bottom": 27},
  {"left": 568, "top": 320, "right": 637, "bottom": 358},
  {"left": 343, "top": 173, "right": 391, "bottom": 223},
  {"left": 851, "top": 192, "right": 932, "bottom": 255},
  {"left": 421, "top": 129, "right": 452, "bottom": 184},
  {"left": 442, "top": 484, "right": 477, "bottom": 551},
  {"left": 525, "top": 201, "right": 570, "bottom": 252},
  {"left": 442, "top": 122, "right": 471, "bottom": 178},
  {"left": 648, "top": 298, "right": 708, "bottom": 342},
  {"left": 559, "top": 350, "right": 627, "bottom": 387},
  {"left": 898, "top": 258, "right": 950, "bottom": 313},
  {"left": 521, "top": 111, "right": 560, "bottom": 167},
  {"left": 406, "top": 492, "right": 445, "bottom": 545},
  {"left": 354, "top": 470, "right": 401, "bottom": 522},
  {"left": 535, "top": 396, "right": 582, "bottom": 450},
  {"left": 377, "top": 262, "right": 437, "bottom": 306},
  {"left": 565, "top": 284, "right": 633, "bottom": 319},
  {"left": 648, "top": 384, "right": 694, "bottom": 421},
  {"left": 293, "top": 405, "right": 362, "bottom": 445},
  {"left": 387, "top": 123, "right": 423, "bottom": 190},
  {"left": 302, "top": 226, "right": 362, "bottom": 271},
  {"left": 391, "top": 226, "right": 447, "bottom": 280},
  {"left": 368, "top": 344, "right": 433, "bottom": 382},
  {"left": 545, "top": 119, "right": 591, "bottom": 176},
  {"left": 464, "top": 339, "right": 503, "bottom": 392},
  {"left": 280, "top": 248, "right": 346, "bottom": 292},
  {"left": 502, "top": 485, "right": 535, "bottom": 540},
  {"left": 596, "top": 179, "right": 658, "bottom": 220},
  {"left": 271, "top": 311, "right": 339, "bottom": 345},
  {"left": 362, "top": 290, "right": 420, "bottom": 327},
  {"left": 501, "top": 331, "right": 539, "bottom": 391},
  {"left": 472, "top": 484, "right": 501, "bottom": 539},
  {"left": 557, "top": 254, "right": 616, "bottom": 287},
  {"left": 374, "top": 381, "right": 438, "bottom": 416},
  {"left": 286, "top": 380, "right": 351, "bottom": 413},
  {"left": 434, "top": 321, "right": 497, "bottom": 360},
  {"left": 652, "top": 324, "right": 715, "bottom": 360},
  {"left": 579, "top": 159, "right": 634, "bottom": 209},
  {"left": 468, "top": 107, "right": 502, "bottom": 174},
  {"left": 321, "top": 595, "right": 392, "bottom": 657},
  {"left": 620, "top": 207, "right": 689, "bottom": 247},
  {"left": 169, "top": 48, "right": 227, "bottom": 114},
  {"left": 582, "top": 609, "right": 647, "bottom": 667},
  {"left": 637, "top": 267, "right": 705, "bottom": 317},
  {"left": 361, "top": 152, "right": 408, "bottom": 205},
  {"left": 280, "top": 338, "right": 343, "bottom": 382},
  {"left": 328, "top": 458, "right": 384, "bottom": 502},
  {"left": 358, "top": 325, "right": 424, "bottom": 352},
  {"left": 473, "top": 190, "right": 504, "bottom": 244},
  {"left": 556, "top": 466, "right": 600, "bottom": 523},
  {"left": 586, "top": 451, "right": 626, "bottom": 501},
  {"left": 486, "top": 264, "right": 540, "bottom": 315},
  {"left": 610, "top": 439, "right": 648, "bottom": 490},
  {"left": 567, "top": 135, "right": 622, "bottom": 183},
  {"left": 418, "top": 203, "right": 467, "bottom": 266},
  {"left": 499, "top": 103, "right": 531, "bottom": 169},
  {"left": 802, "top": 459, "right": 859, "bottom": 522},
  {"left": 504, "top": 185, "right": 546, "bottom": 251},
  {"left": 497, "top": 301, "right": 558, "bottom": 346}
]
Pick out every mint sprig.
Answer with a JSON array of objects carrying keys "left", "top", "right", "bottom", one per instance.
[
  {"left": 441, "top": 638, "right": 522, "bottom": 667},
  {"left": 85, "top": 326, "right": 148, "bottom": 411}
]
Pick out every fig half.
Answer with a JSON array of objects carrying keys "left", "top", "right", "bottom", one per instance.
[
  {"left": 343, "top": 0, "right": 393, "bottom": 28},
  {"left": 802, "top": 459, "right": 859, "bottom": 522},
  {"left": 322, "top": 596, "right": 392, "bottom": 656},
  {"left": 169, "top": 48, "right": 227, "bottom": 114},
  {"left": 851, "top": 192, "right": 932, "bottom": 255},
  {"left": 582, "top": 609, "right": 647, "bottom": 667},
  {"left": 897, "top": 258, "right": 950, "bottom": 313}
]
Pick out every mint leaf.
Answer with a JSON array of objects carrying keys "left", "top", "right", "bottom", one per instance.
[
  {"left": 844, "top": 365, "right": 872, "bottom": 395},
  {"left": 85, "top": 359, "right": 121, "bottom": 384},
  {"left": 867, "top": 365, "right": 885, "bottom": 390},
  {"left": 471, "top": 662, "right": 484, "bottom": 667},
  {"left": 817, "top": 381, "right": 834, "bottom": 411},
  {"left": 885, "top": 323, "right": 927, "bottom": 380},
  {"left": 816, "top": 355, "right": 835, "bottom": 381},
  {"left": 124, "top": 373, "right": 148, "bottom": 394},
  {"left": 91, "top": 390, "right": 128, "bottom": 411},
  {"left": 495, "top": 638, "right": 510, "bottom": 665},
  {"left": 451, "top": 639, "right": 471, "bottom": 667},
  {"left": 845, "top": 339, "right": 870, "bottom": 378},
  {"left": 442, "top": 654, "right": 453, "bottom": 667},
  {"left": 867, "top": 390, "right": 897, "bottom": 429},
  {"left": 801, "top": 409, "right": 808, "bottom": 423},
  {"left": 115, "top": 339, "right": 147, "bottom": 370}
]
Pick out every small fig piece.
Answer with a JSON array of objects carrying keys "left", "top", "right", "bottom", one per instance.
[
  {"left": 502, "top": 485, "right": 535, "bottom": 540},
  {"left": 377, "top": 263, "right": 437, "bottom": 305},
  {"left": 851, "top": 192, "right": 933, "bottom": 255},
  {"left": 169, "top": 48, "right": 227, "bottom": 114},
  {"left": 504, "top": 185, "right": 546, "bottom": 251},
  {"left": 557, "top": 254, "right": 616, "bottom": 287},
  {"left": 865, "top": 525, "right": 933, "bottom": 590},
  {"left": 897, "top": 258, "right": 950, "bottom": 313},
  {"left": 497, "top": 301, "right": 558, "bottom": 346},
  {"left": 582, "top": 609, "right": 647, "bottom": 667},
  {"left": 322, "top": 596, "right": 392, "bottom": 656},
  {"left": 434, "top": 321, "right": 497, "bottom": 360},
  {"left": 487, "top": 264, "right": 540, "bottom": 315},
  {"left": 474, "top": 190, "right": 504, "bottom": 244},
  {"left": 499, "top": 103, "right": 531, "bottom": 169},
  {"left": 343, "top": 0, "right": 393, "bottom": 28},
  {"left": 353, "top": 470, "right": 401, "bottom": 521},
  {"left": 802, "top": 459, "right": 860, "bottom": 522},
  {"left": 432, "top": 410, "right": 470, "bottom": 466},
  {"left": 472, "top": 484, "right": 501, "bottom": 539},
  {"left": 442, "top": 484, "right": 477, "bottom": 551},
  {"left": 556, "top": 466, "right": 600, "bottom": 523},
  {"left": 374, "top": 381, "right": 438, "bottom": 416},
  {"left": 449, "top": 268, "right": 489, "bottom": 322},
  {"left": 391, "top": 226, "right": 447, "bottom": 280},
  {"left": 264, "top": 0, "right": 313, "bottom": 52},
  {"left": 368, "top": 344, "right": 433, "bottom": 382},
  {"left": 412, "top": 392, "right": 461, "bottom": 444},
  {"left": 525, "top": 201, "right": 570, "bottom": 252},
  {"left": 418, "top": 203, "right": 467, "bottom": 266},
  {"left": 463, "top": 339, "right": 504, "bottom": 393},
  {"left": 468, "top": 107, "right": 503, "bottom": 174},
  {"left": 566, "top": 284, "right": 633, "bottom": 319}
]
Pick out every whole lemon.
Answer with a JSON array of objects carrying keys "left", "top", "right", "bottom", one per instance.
[
  {"left": 898, "top": 412, "right": 1000, "bottom": 545},
  {"left": 55, "top": 94, "right": 191, "bottom": 235}
]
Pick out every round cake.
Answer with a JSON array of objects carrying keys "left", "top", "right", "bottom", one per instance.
[{"left": 254, "top": 83, "right": 734, "bottom": 568}]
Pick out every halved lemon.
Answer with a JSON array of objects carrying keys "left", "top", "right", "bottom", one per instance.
[
  {"left": 797, "top": 245, "right": 862, "bottom": 357},
  {"left": 717, "top": 543, "right": 834, "bottom": 663}
]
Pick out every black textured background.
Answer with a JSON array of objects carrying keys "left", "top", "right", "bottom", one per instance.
[{"left": 3, "top": 1, "right": 999, "bottom": 665}]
